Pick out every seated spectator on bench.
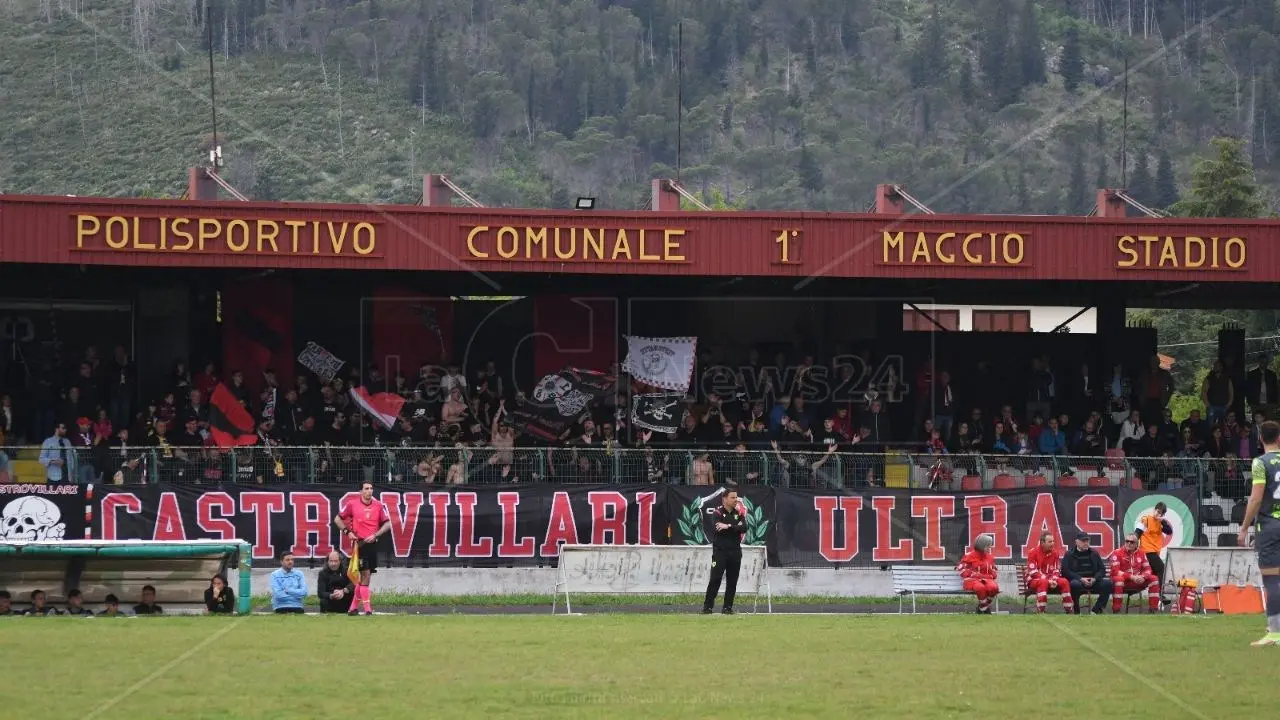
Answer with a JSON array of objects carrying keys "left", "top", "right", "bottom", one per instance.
[
  {"left": 0, "top": 590, "right": 12, "bottom": 615},
  {"left": 1062, "top": 533, "right": 1113, "bottom": 615},
  {"left": 1026, "top": 533, "right": 1073, "bottom": 614},
  {"left": 1108, "top": 533, "right": 1160, "bottom": 613},
  {"left": 134, "top": 585, "right": 164, "bottom": 615},
  {"left": 270, "top": 551, "right": 307, "bottom": 614},
  {"left": 957, "top": 533, "right": 999, "bottom": 614},
  {"left": 99, "top": 594, "right": 126, "bottom": 617},
  {"left": 23, "top": 589, "right": 60, "bottom": 616},
  {"left": 64, "top": 589, "right": 93, "bottom": 616},
  {"left": 317, "top": 550, "right": 356, "bottom": 614},
  {"left": 205, "top": 574, "right": 236, "bottom": 614}
]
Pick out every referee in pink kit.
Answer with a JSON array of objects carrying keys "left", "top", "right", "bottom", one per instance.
[{"left": 334, "top": 481, "right": 391, "bottom": 615}]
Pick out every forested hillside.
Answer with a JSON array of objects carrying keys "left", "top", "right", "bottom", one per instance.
[{"left": 0, "top": 0, "right": 1277, "bottom": 212}]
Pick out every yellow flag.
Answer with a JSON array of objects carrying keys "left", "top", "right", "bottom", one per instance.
[{"left": 346, "top": 544, "right": 361, "bottom": 584}]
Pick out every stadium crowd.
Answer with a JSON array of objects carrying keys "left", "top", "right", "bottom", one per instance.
[{"left": 1, "top": 342, "right": 1275, "bottom": 496}]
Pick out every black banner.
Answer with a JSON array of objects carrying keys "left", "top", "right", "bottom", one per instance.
[
  {"left": 631, "top": 393, "right": 685, "bottom": 433},
  {"left": 0, "top": 484, "right": 87, "bottom": 542},
  {"left": 513, "top": 368, "right": 616, "bottom": 441},
  {"left": 92, "top": 484, "right": 1199, "bottom": 568}
]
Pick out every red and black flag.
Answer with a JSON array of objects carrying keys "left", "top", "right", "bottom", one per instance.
[{"left": 209, "top": 383, "right": 257, "bottom": 447}]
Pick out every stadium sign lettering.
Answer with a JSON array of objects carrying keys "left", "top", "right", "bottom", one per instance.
[
  {"left": 465, "top": 225, "right": 686, "bottom": 262},
  {"left": 880, "top": 230, "right": 1026, "bottom": 266},
  {"left": 73, "top": 214, "right": 379, "bottom": 256},
  {"left": 1115, "top": 234, "right": 1246, "bottom": 270}
]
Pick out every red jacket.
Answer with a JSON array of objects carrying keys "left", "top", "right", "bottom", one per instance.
[
  {"left": 957, "top": 550, "right": 997, "bottom": 581},
  {"left": 1025, "top": 545, "right": 1063, "bottom": 581},
  {"left": 1107, "top": 546, "right": 1151, "bottom": 577}
]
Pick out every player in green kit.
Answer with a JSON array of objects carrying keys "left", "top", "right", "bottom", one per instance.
[{"left": 1238, "top": 420, "right": 1280, "bottom": 647}]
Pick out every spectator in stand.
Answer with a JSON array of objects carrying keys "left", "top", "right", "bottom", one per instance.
[
  {"left": 1118, "top": 410, "right": 1144, "bottom": 454},
  {"left": 926, "top": 428, "right": 947, "bottom": 455},
  {"left": 1108, "top": 533, "right": 1161, "bottom": 613},
  {"left": 64, "top": 589, "right": 92, "bottom": 616},
  {"left": 1026, "top": 356, "right": 1054, "bottom": 425},
  {"left": 997, "top": 405, "right": 1021, "bottom": 438},
  {"left": 1202, "top": 359, "right": 1234, "bottom": 427},
  {"left": 1027, "top": 414, "right": 1044, "bottom": 447},
  {"left": 92, "top": 409, "right": 112, "bottom": 445},
  {"left": 205, "top": 574, "right": 236, "bottom": 614},
  {"left": 829, "top": 406, "right": 852, "bottom": 441},
  {"left": 1157, "top": 408, "right": 1180, "bottom": 451},
  {"left": 1062, "top": 532, "right": 1113, "bottom": 614},
  {"left": 931, "top": 370, "right": 956, "bottom": 441},
  {"left": 99, "top": 594, "right": 126, "bottom": 617},
  {"left": 270, "top": 552, "right": 307, "bottom": 614},
  {"left": 1137, "top": 354, "right": 1174, "bottom": 425},
  {"left": 317, "top": 551, "right": 356, "bottom": 613},
  {"left": 956, "top": 533, "right": 1000, "bottom": 614},
  {"left": 1038, "top": 417, "right": 1067, "bottom": 456},
  {"left": 1246, "top": 355, "right": 1279, "bottom": 420},
  {"left": 1026, "top": 533, "right": 1074, "bottom": 614},
  {"left": 1071, "top": 418, "right": 1104, "bottom": 456},
  {"left": 134, "top": 585, "right": 164, "bottom": 615},
  {"left": 1135, "top": 424, "right": 1170, "bottom": 458},
  {"left": 1069, "top": 363, "right": 1097, "bottom": 425},
  {"left": 1, "top": 393, "right": 20, "bottom": 444},
  {"left": 1181, "top": 409, "right": 1207, "bottom": 445},
  {"left": 22, "top": 589, "right": 60, "bottom": 616},
  {"left": 917, "top": 418, "right": 936, "bottom": 444},
  {"left": 70, "top": 416, "right": 96, "bottom": 483},
  {"left": 60, "top": 385, "right": 88, "bottom": 431},
  {"left": 39, "top": 422, "right": 75, "bottom": 483},
  {"left": 861, "top": 399, "right": 891, "bottom": 448},
  {"left": 0, "top": 590, "right": 11, "bottom": 615},
  {"left": 170, "top": 360, "right": 192, "bottom": 397},
  {"left": 989, "top": 421, "right": 1013, "bottom": 454}
]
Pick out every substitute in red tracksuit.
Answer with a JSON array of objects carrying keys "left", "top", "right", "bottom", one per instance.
[
  {"left": 957, "top": 533, "right": 1000, "bottom": 614},
  {"left": 1108, "top": 533, "right": 1160, "bottom": 613},
  {"left": 1025, "top": 532, "right": 1074, "bottom": 613}
]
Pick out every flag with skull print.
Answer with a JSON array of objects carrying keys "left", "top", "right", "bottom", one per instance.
[
  {"left": 510, "top": 368, "right": 616, "bottom": 441},
  {"left": 0, "top": 490, "right": 83, "bottom": 542},
  {"left": 631, "top": 393, "right": 685, "bottom": 433}
]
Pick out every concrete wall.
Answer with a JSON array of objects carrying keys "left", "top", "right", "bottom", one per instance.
[{"left": 249, "top": 565, "right": 1027, "bottom": 599}]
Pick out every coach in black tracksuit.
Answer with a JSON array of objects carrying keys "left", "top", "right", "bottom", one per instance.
[{"left": 703, "top": 488, "right": 747, "bottom": 615}]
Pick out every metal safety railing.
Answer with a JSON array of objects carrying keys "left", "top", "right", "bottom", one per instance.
[{"left": 0, "top": 445, "right": 1256, "bottom": 496}]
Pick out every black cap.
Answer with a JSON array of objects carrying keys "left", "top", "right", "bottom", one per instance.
[{"left": 1075, "top": 532, "right": 1090, "bottom": 541}]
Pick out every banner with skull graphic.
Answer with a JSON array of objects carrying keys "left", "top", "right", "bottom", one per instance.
[
  {"left": 0, "top": 485, "right": 84, "bottom": 542},
  {"left": 513, "top": 368, "right": 617, "bottom": 441},
  {"left": 631, "top": 393, "right": 686, "bottom": 433},
  {"left": 622, "top": 336, "right": 696, "bottom": 392}
]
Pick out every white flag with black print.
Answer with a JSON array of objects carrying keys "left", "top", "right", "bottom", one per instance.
[
  {"left": 622, "top": 336, "right": 697, "bottom": 392},
  {"left": 631, "top": 393, "right": 685, "bottom": 433}
]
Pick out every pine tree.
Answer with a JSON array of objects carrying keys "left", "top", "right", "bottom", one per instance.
[
  {"left": 1170, "top": 137, "right": 1266, "bottom": 217},
  {"left": 1067, "top": 149, "right": 1087, "bottom": 213},
  {"left": 910, "top": 3, "right": 947, "bottom": 88},
  {"left": 958, "top": 58, "right": 975, "bottom": 103},
  {"left": 1128, "top": 152, "right": 1153, "bottom": 204},
  {"left": 1155, "top": 150, "right": 1179, "bottom": 209},
  {"left": 1017, "top": 0, "right": 1046, "bottom": 87},
  {"left": 1095, "top": 154, "right": 1108, "bottom": 191},
  {"left": 798, "top": 145, "right": 824, "bottom": 193},
  {"left": 1061, "top": 27, "right": 1083, "bottom": 92},
  {"left": 978, "top": 0, "right": 1013, "bottom": 97}
]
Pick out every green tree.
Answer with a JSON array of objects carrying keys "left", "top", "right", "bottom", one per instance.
[
  {"left": 1170, "top": 137, "right": 1266, "bottom": 217},
  {"left": 957, "top": 57, "right": 975, "bottom": 103},
  {"left": 798, "top": 144, "right": 824, "bottom": 194},
  {"left": 1017, "top": 0, "right": 1046, "bottom": 87},
  {"left": 1061, "top": 27, "right": 1083, "bottom": 92},
  {"left": 1128, "top": 152, "right": 1153, "bottom": 205},
  {"left": 1155, "top": 150, "right": 1178, "bottom": 208},
  {"left": 978, "top": 0, "right": 1014, "bottom": 100},
  {"left": 1066, "top": 149, "right": 1087, "bottom": 213},
  {"left": 909, "top": 3, "right": 947, "bottom": 88}
]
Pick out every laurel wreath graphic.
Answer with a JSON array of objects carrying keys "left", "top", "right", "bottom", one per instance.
[{"left": 678, "top": 496, "right": 769, "bottom": 546}]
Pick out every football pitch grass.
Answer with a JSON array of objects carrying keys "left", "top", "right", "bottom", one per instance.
[{"left": 2, "top": 614, "right": 1273, "bottom": 719}]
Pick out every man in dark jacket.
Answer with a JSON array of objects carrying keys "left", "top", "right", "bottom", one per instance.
[
  {"left": 316, "top": 550, "right": 356, "bottom": 613},
  {"left": 1062, "top": 532, "right": 1114, "bottom": 614}
]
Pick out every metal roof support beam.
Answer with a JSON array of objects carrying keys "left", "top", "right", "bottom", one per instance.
[
  {"left": 1094, "top": 189, "right": 1129, "bottom": 218},
  {"left": 650, "top": 179, "right": 683, "bottom": 211},
  {"left": 422, "top": 174, "right": 483, "bottom": 208},
  {"left": 1049, "top": 307, "right": 1092, "bottom": 334},
  {"left": 905, "top": 303, "right": 951, "bottom": 332}
]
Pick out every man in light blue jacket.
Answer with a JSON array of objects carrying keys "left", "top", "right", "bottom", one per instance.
[
  {"left": 270, "top": 552, "right": 307, "bottom": 614},
  {"left": 38, "top": 423, "right": 75, "bottom": 483}
]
